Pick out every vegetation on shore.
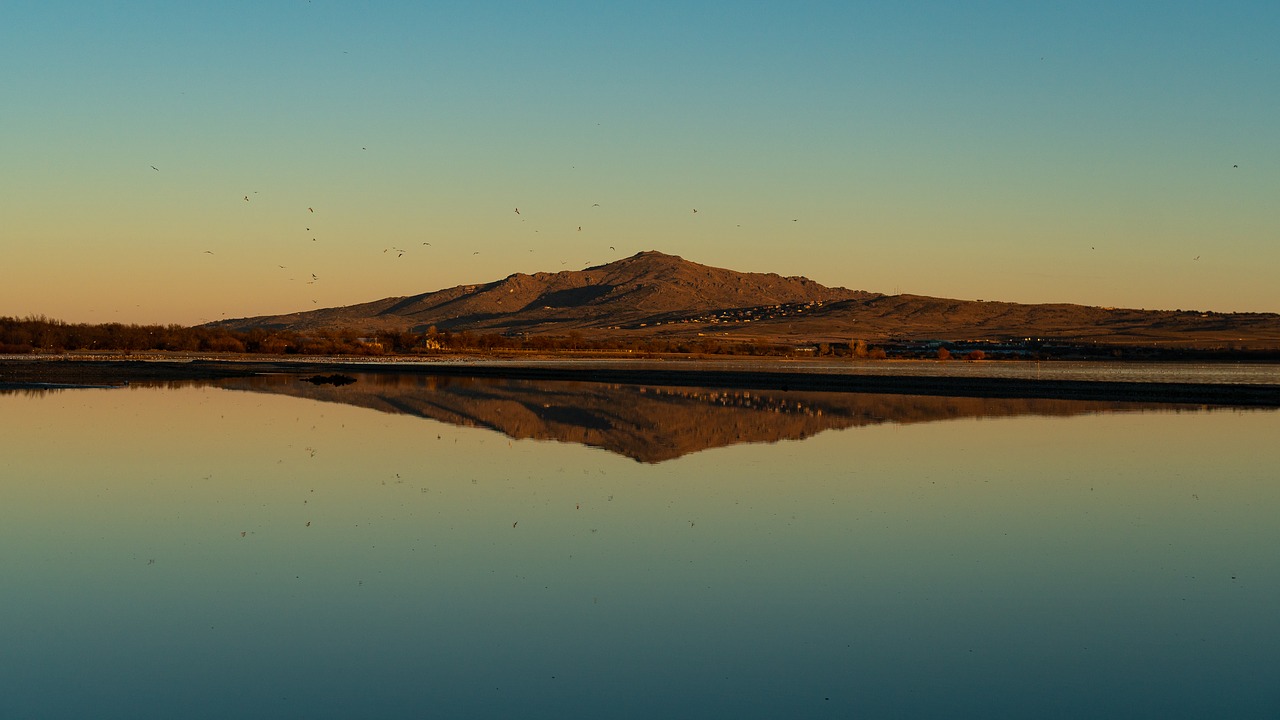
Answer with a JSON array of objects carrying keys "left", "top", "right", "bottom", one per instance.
[
  {"left": 0, "top": 315, "right": 815, "bottom": 357},
  {"left": 4, "top": 316, "right": 1277, "bottom": 362}
]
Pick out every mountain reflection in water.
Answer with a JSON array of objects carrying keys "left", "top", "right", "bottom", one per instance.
[{"left": 215, "top": 373, "right": 1204, "bottom": 462}]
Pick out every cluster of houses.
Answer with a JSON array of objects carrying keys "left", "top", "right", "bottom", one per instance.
[{"left": 629, "top": 300, "right": 828, "bottom": 329}]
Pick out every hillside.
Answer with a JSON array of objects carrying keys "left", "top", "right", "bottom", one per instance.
[
  {"left": 208, "top": 251, "right": 871, "bottom": 334},
  {"left": 206, "top": 250, "right": 1280, "bottom": 349}
]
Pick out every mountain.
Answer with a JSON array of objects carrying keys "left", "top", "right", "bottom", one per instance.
[
  {"left": 208, "top": 251, "right": 871, "bottom": 335},
  {"left": 207, "top": 250, "right": 1280, "bottom": 348}
]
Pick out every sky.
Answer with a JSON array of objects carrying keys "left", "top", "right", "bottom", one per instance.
[{"left": 2, "top": 1, "right": 1277, "bottom": 326}]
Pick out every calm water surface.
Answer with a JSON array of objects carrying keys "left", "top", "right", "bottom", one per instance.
[
  {"left": 422, "top": 358, "right": 1280, "bottom": 384},
  {"left": 2, "top": 376, "right": 1277, "bottom": 718}
]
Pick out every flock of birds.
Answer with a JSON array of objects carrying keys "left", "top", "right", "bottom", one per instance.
[
  {"left": 163, "top": 156, "right": 1239, "bottom": 313},
  {"left": 171, "top": 161, "right": 742, "bottom": 309}
]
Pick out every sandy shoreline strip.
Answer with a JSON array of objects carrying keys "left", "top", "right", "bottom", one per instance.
[{"left": 2, "top": 357, "right": 1279, "bottom": 406}]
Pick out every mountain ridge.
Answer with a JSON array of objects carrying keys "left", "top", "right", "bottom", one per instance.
[
  {"left": 206, "top": 250, "right": 1280, "bottom": 348},
  {"left": 210, "top": 251, "right": 872, "bottom": 333}
]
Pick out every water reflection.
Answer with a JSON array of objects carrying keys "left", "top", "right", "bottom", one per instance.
[
  {"left": 1, "top": 382, "right": 1276, "bottom": 719},
  {"left": 215, "top": 373, "right": 1212, "bottom": 462}
]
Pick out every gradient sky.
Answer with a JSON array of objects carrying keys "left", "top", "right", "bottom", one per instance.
[{"left": 3, "top": 1, "right": 1277, "bottom": 325}]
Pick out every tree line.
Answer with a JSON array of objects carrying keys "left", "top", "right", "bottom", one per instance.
[{"left": 3, "top": 316, "right": 880, "bottom": 357}]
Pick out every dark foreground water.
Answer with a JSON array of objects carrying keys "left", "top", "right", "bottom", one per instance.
[{"left": 2, "top": 375, "right": 1277, "bottom": 718}]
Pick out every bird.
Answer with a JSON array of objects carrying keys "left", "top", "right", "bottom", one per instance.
[
  {"left": 308, "top": 207, "right": 314, "bottom": 213},
  {"left": 203, "top": 250, "right": 214, "bottom": 254},
  {"left": 473, "top": 251, "right": 480, "bottom": 255},
  {"left": 1233, "top": 164, "right": 1238, "bottom": 168},
  {"left": 422, "top": 242, "right": 431, "bottom": 245},
  {"left": 244, "top": 195, "right": 249, "bottom": 202},
  {"left": 1194, "top": 255, "right": 1201, "bottom": 260},
  {"left": 150, "top": 165, "right": 159, "bottom": 171},
  {"left": 514, "top": 207, "right": 520, "bottom": 215},
  {"left": 692, "top": 208, "right": 697, "bottom": 213},
  {"left": 591, "top": 203, "right": 600, "bottom": 207},
  {"left": 578, "top": 226, "right": 582, "bottom": 231},
  {"left": 609, "top": 246, "right": 615, "bottom": 250}
]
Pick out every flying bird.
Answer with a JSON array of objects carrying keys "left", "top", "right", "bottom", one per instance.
[
  {"left": 514, "top": 207, "right": 520, "bottom": 215},
  {"left": 308, "top": 207, "right": 314, "bottom": 213},
  {"left": 150, "top": 165, "right": 159, "bottom": 171},
  {"left": 244, "top": 196, "right": 249, "bottom": 202},
  {"left": 591, "top": 203, "right": 600, "bottom": 207},
  {"left": 203, "top": 250, "right": 214, "bottom": 254}
]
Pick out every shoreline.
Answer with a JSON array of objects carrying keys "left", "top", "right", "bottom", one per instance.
[{"left": 3, "top": 355, "right": 1280, "bottom": 406}]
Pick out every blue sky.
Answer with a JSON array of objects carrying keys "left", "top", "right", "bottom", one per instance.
[{"left": 3, "top": 1, "right": 1277, "bottom": 324}]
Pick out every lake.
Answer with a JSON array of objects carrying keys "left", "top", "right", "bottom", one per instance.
[{"left": 2, "top": 372, "right": 1277, "bottom": 718}]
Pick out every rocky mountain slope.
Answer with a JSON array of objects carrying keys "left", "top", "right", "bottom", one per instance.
[
  {"left": 206, "top": 250, "right": 1280, "bottom": 348},
  {"left": 207, "top": 251, "right": 870, "bottom": 334}
]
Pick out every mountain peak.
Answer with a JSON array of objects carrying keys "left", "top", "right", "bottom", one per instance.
[
  {"left": 210, "top": 250, "right": 862, "bottom": 334},
  {"left": 205, "top": 251, "right": 1280, "bottom": 348}
]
